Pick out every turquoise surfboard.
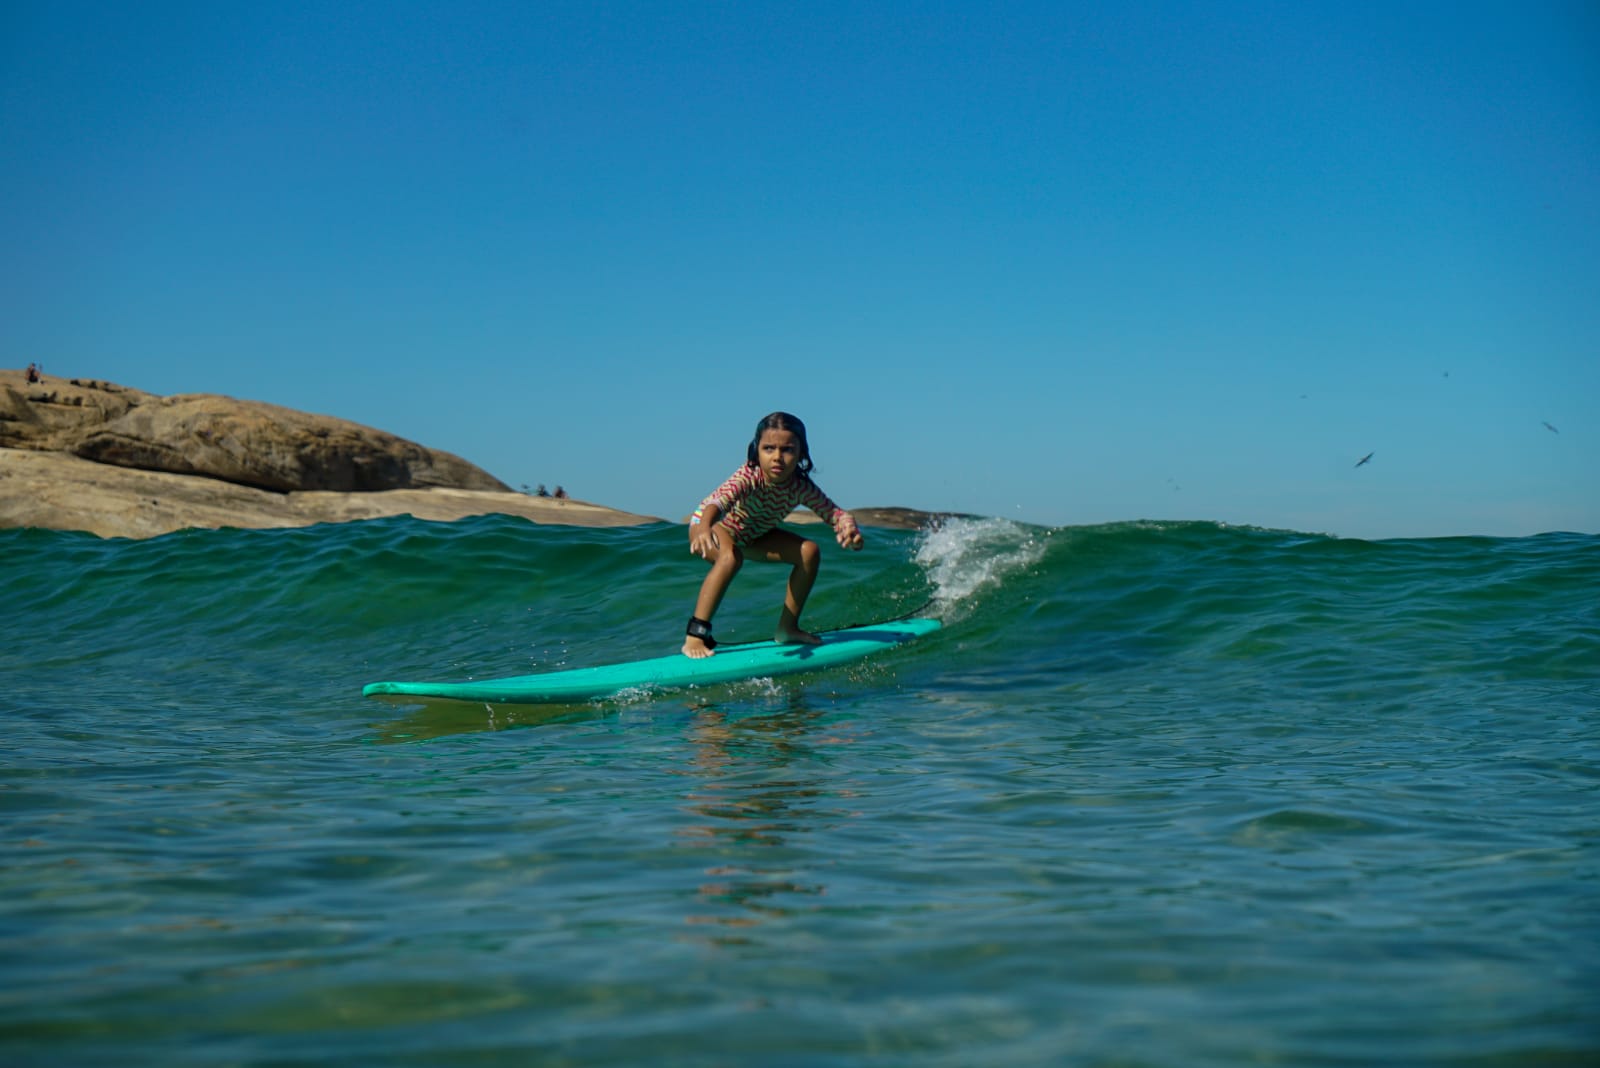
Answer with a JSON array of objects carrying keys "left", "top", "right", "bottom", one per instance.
[{"left": 363, "top": 618, "right": 942, "bottom": 704}]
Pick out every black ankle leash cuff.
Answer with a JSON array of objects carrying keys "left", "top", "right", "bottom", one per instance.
[{"left": 685, "top": 616, "right": 717, "bottom": 649}]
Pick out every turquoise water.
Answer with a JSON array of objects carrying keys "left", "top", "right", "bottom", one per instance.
[{"left": 3, "top": 515, "right": 1597, "bottom": 1066}]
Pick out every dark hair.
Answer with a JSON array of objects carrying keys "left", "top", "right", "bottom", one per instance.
[{"left": 746, "top": 411, "right": 814, "bottom": 475}]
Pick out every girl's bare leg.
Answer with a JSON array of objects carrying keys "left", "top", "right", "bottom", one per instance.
[
  {"left": 745, "top": 529, "right": 822, "bottom": 645},
  {"left": 684, "top": 536, "right": 742, "bottom": 658}
]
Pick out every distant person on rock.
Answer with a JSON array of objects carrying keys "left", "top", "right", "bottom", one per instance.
[{"left": 26, "top": 362, "right": 41, "bottom": 383}]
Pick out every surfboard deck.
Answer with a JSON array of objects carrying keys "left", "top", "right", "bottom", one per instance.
[{"left": 363, "top": 618, "right": 942, "bottom": 704}]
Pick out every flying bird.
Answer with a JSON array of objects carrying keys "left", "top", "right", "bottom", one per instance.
[
  {"left": 1355, "top": 452, "right": 1374, "bottom": 468},
  {"left": 1543, "top": 421, "right": 1560, "bottom": 434}
]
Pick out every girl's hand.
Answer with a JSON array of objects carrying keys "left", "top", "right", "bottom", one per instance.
[
  {"left": 689, "top": 505, "right": 721, "bottom": 558},
  {"left": 690, "top": 526, "right": 720, "bottom": 558},
  {"left": 836, "top": 525, "right": 864, "bottom": 551}
]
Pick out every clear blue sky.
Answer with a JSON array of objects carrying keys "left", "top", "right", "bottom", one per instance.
[{"left": 4, "top": 0, "right": 1595, "bottom": 539}]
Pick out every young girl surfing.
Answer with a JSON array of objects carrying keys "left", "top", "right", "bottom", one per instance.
[{"left": 684, "top": 412, "right": 864, "bottom": 658}]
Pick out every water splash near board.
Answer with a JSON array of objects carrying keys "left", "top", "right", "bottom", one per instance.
[{"left": 913, "top": 516, "right": 1049, "bottom": 618}]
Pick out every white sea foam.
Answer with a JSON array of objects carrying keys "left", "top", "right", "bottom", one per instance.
[{"left": 912, "top": 516, "right": 1048, "bottom": 617}]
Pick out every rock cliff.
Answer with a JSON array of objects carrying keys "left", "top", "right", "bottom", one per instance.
[
  {"left": 1, "top": 372, "right": 507, "bottom": 493},
  {"left": 0, "top": 368, "right": 668, "bottom": 538},
  {"left": 1, "top": 368, "right": 952, "bottom": 539}
]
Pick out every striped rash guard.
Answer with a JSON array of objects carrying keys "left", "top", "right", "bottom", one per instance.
[{"left": 701, "top": 464, "right": 857, "bottom": 547}]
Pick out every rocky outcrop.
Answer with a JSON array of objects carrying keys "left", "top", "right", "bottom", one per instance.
[
  {"left": 1, "top": 371, "right": 508, "bottom": 493},
  {"left": 1, "top": 368, "right": 952, "bottom": 540},
  {"left": 0, "top": 448, "right": 661, "bottom": 540},
  {"left": 779, "top": 505, "right": 975, "bottom": 531}
]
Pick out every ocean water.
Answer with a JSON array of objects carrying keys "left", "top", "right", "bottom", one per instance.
[{"left": 2, "top": 514, "right": 1597, "bottom": 1067}]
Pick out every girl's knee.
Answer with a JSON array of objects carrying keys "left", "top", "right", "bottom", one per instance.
[{"left": 799, "top": 538, "right": 821, "bottom": 570}]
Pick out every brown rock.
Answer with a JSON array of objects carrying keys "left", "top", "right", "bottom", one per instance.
[
  {"left": 0, "top": 448, "right": 662, "bottom": 540},
  {"left": 852, "top": 506, "right": 977, "bottom": 530},
  {"left": 73, "top": 393, "right": 508, "bottom": 493},
  {"left": 0, "top": 368, "right": 507, "bottom": 493},
  {"left": 778, "top": 505, "right": 978, "bottom": 530},
  {"left": 0, "top": 370, "right": 951, "bottom": 539},
  {"left": 0, "top": 374, "right": 140, "bottom": 449}
]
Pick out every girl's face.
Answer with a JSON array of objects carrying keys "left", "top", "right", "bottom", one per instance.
[{"left": 756, "top": 428, "right": 803, "bottom": 484}]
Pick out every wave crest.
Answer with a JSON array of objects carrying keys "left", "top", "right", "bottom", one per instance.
[{"left": 912, "top": 516, "right": 1049, "bottom": 617}]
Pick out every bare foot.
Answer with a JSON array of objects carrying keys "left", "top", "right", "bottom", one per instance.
[
  {"left": 683, "top": 635, "right": 716, "bottom": 659},
  {"left": 775, "top": 624, "right": 822, "bottom": 646}
]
